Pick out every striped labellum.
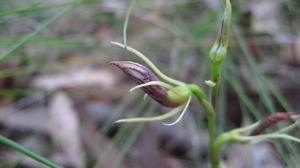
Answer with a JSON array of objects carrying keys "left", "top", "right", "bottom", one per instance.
[{"left": 110, "top": 61, "right": 181, "bottom": 107}]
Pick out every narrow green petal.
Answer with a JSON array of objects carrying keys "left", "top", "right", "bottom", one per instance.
[
  {"left": 163, "top": 96, "right": 191, "bottom": 126},
  {"left": 115, "top": 104, "right": 185, "bottom": 123},
  {"left": 232, "top": 121, "right": 260, "bottom": 133},
  {"left": 123, "top": 0, "right": 137, "bottom": 47},
  {"left": 250, "top": 134, "right": 300, "bottom": 144},
  {"left": 275, "top": 119, "right": 300, "bottom": 134},
  {"left": 111, "top": 41, "right": 185, "bottom": 86}
]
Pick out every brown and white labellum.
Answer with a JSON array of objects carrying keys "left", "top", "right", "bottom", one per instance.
[{"left": 110, "top": 61, "right": 181, "bottom": 107}]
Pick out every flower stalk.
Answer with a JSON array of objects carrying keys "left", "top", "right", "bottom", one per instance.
[{"left": 188, "top": 84, "right": 216, "bottom": 165}]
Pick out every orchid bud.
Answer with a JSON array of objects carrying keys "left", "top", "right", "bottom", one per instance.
[
  {"left": 209, "top": 0, "right": 231, "bottom": 65},
  {"left": 250, "top": 112, "right": 296, "bottom": 135},
  {"left": 110, "top": 61, "right": 187, "bottom": 107}
]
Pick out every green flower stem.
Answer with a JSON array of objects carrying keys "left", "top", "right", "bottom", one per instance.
[
  {"left": 203, "top": 98, "right": 217, "bottom": 167},
  {"left": 0, "top": 135, "right": 63, "bottom": 168},
  {"left": 211, "top": 129, "right": 248, "bottom": 168},
  {"left": 188, "top": 84, "right": 217, "bottom": 167},
  {"left": 210, "top": 121, "right": 268, "bottom": 168},
  {"left": 211, "top": 63, "right": 220, "bottom": 108},
  {"left": 211, "top": 132, "right": 232, "bottom": 168},
  {"left": 210, "top": 126, "right": 253, "bottom": 168}
]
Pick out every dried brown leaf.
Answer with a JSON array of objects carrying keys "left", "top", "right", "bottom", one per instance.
[{"left": 48, "top": 92, "right": 84, "bottom": 168}]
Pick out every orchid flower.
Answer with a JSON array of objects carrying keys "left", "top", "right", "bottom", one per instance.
[{"left": 110, "top": 42, "right": 194, "bottom": 125}]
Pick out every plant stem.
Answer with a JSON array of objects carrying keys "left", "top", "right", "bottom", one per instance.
[
  {"left": 211, "top": 132, "right": 232, "bottom": 168},
  {"left": 202, "top": 99, "right": 217, "bottom": 167},
  {"left": 188, "top": 84, "right": 217, "bottom": 168},
  {"left": 211, "top": 63, "right": 220, "bottom": 108},
  {"left": 210, "top": 63, "right": 221, "bottom": 168},
  {"left": 0, "top": 135, "right": 63, "bottom": 168}
]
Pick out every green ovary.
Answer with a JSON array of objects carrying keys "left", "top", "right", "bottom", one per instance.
[{"left": 166, "top": 85, "right": 191, "bottom": 105}]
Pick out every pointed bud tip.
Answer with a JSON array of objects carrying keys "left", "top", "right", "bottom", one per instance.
[
  {"left": 109, "top": 61, "right": 122, "bottom": 66},
  {"left": 109, "top": 61, "right": 139, "bottom": 70}
]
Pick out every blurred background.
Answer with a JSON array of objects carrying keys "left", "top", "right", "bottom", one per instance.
[{"left": 0, "top": 0, "right": 300, "bottom": 167}]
